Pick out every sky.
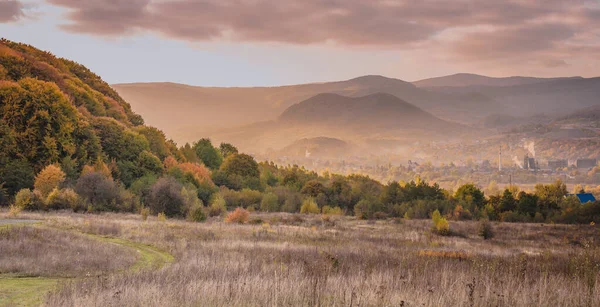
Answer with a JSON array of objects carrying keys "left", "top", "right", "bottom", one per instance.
[{"left": 1, "top": 0, "right": 599, "bottom": 87}]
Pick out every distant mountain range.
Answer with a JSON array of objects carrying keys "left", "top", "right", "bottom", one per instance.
[
  {"left": 113, "top": 73, "right": 600, "bottom": 156},
  {"left": 413, "top": 73, "right": 583, "bottom": 88},
  {"left": 207, "top": 92, "right": 466, "bottom": 154}
]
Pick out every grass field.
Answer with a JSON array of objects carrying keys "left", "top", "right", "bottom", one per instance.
[{"left": 1, "top": 211, "right": 600, "bottom": 306}]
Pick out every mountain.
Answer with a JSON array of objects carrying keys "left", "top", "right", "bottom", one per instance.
[
  {"left": 427, "top": 77, "right": 600, "bottom": 117},
  {"left": 280, "top": 93, "right": 460, "bottom": 132},
  {"left": 0, "top": 39, "right": 181, "bottom": 195},
  {"left": 209, "top": 93, "right": 466, "bottom": 154},
  {"left": 413, "top": 73, "right": 582, "bottom": 88},
  {"left": 114, "top": 75, "right": 500, "bottom": 144}
]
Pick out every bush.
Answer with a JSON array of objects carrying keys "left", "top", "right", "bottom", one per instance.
[
  {"left": 260, "top": 192, "right": 279, "bottom": 212},
  {"left": 432, "top": 210, "right": 450, "bottom": 235},
  {"left": 75, "top": 171, "right": 120, "bottom": 211},
  {"left": 435, "top": 218, "right": 450, "bottom": 236},
  {"left": 9, "top": 204, "right": 22, "bottom": 217},
  {"left": 14, "top": 188, "right": 34, "bottom": 210},
  {"left": 146, "top": 177, "right": 185, "bottom": 217},
  {"left": 225, "top": 207, "right": 250, "bottom": 223},
  {"left": 187, "top": 203, "right": 206, "bottom": 222},
  {"left": 140, "top": 207, "right": 150, "bottom": 221},
  {"left": 46, "top": 188, "right": 81, "bottom": 211},
  {"left": 478, "top": 219, "right": 494, "bottom": 240},
  {"left": 322, "top": 205, "right": 343, "bottom": 215},
  {"left": 208, "top": 194, "right": 227, "bottom": 217},
  {"left": 300, "top": 198, "right": 319, "bottom": 214}
]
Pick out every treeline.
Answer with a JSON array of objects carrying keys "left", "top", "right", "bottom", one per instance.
[{"left": 3, "top": 135, "right": 599, "bottom": 224}]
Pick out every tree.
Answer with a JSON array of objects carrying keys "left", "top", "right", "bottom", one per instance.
[
  {"left": 498, "top": 189, "right": 517, "bottom": 212},
  {"left": 454, "top": 183, "right": 486, "bottom": 211},
  {"left": 193, "top": 138, "right": 222, "bottom": 169},
  {"left": 300, "top": 180, "right": 326, "bottom": 198},
  {"left": 220, "top": 154, "right": 259, "bottom": 178},
  {"left": 75, "top": 171, "right": 120, "bottom": 211},
  {"left": 219, "top": 143, "right": 239, "bottom": 158},
  {"left": 34, "top": 164, "right": 66, "bottom": 198},
  {"left": 0, "top": 159, "right": 34, "bottom": 197},
  {"left": 260, "top": 192, "right": 279, "bottom": 212},
  {"left": 146, "top": 177, "right": 185, "bottom": 217},
  {"left": 380, "top": 181, "right": 403, "bottom": 206},
  {"left": 517, "top": 192, "right": 538, "bottom": 217},
  {"left": 138, "top": 150, "right": 164, "bottom": 176}
]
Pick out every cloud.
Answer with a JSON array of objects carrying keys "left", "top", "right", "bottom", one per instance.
[
  {"left": 0, "top": 0, "right": 25, "bottom": 23},
  {"left": 44, "top": 0, "right": 600, "bottom": 67}
]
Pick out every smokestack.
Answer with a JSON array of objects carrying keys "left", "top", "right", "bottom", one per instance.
[{"left": 499, "top": 146, "right": 502, "bottom": 171}]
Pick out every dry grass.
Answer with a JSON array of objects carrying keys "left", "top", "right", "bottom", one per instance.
[
  {"left": 2, "top": 211, "right": 600, "bottom": 306},
  {"left": 0, "top": 225, "right": 137, "bottom": 278}
]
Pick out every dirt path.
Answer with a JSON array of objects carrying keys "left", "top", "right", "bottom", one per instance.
[{"left": 0, "top": 221, "right": 173, "bottom": 307}]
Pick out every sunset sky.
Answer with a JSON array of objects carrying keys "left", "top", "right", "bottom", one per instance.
[{"left": 1, "top": 0, "right": 599, "bottom": 86}]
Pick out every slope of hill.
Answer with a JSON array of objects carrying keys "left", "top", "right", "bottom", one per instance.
[
  {"left": 114, "top": 75, "right": 500, "bottom": 144},
  {"left": 413, "top": 73, "right": 582, "bottom": 88},
  {"left": 0, "top": 39, "right": 181, "bottom": 195}
]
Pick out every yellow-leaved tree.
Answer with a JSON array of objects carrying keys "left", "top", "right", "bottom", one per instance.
[{"left": 34, "top": 164, "right": 65, "bottom": 198}]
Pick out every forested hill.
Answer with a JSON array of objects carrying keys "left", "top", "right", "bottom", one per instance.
[{"left": 0, "top": 39, "right": 181, "bottom": 195}]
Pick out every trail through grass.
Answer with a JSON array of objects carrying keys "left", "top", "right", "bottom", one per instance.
[{"left": 0, "top": 222, "right": 173, "bottom": 307}]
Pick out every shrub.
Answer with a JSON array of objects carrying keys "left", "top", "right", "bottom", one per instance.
[
  {"left": 300, "top": 198, "right": 320, "bottom": 214},
  {"left": 225, "top": 207, "right": 249, "bottom": 224},
  {"left": 146, "top": 177, "right": 185, "bottom": 217},
  {"left": 46, "top": 188, "right": 81, "bottom": 211},
  {"left": 140, "top": 207, "right": 150, "bottom": 221},
  {"left": 76, "top": 171, "right": 120, "bottom": 211},
  {"left": 322, "top": 205, "right": 343, "bottom": 215},
  {"left": 432, "top": 209, "right": 442, "bottom": 225},
  {"left": 435, "top": 218, "right": 450, "bottom": 236},
  {"left": 14, "top": 188, "right": 34, "bottom": 210},
  {"left": 9, "top": 204, "right": 22, "bottom": 217},
  {"left": 260, "top": 192, "right": 279, "bottom": 212},
  {"left": 34, "top": 164, "right": 66, "bottom": 198},
  {"left": 432, "top": 209, "right": 450, "bottom": 236},
  {"left": 187, "top": 203, "right": 206, "bottom": 222},
  {"left": 478, "top": 219, "right": 494, "bottom": 240},
  {"left": 208, "top": 194, "right": 227, "bottom": 217}
]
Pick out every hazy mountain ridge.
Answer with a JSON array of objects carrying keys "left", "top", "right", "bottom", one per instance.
[
  {"left": 113, "top": 75, "right": 500, "bottom": 144},
  {"left": 413, "top": 73, "right": 583, "bottom": 88}
]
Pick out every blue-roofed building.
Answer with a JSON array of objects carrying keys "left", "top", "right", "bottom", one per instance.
[{"left": 567, "top": 193, "right": 597, "bottom": 204}]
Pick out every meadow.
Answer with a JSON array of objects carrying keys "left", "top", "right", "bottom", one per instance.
[{"left": 1, "top": 210, "right": 599, "bottom": 307}]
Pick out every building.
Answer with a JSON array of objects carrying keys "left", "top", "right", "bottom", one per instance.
[
  {"left": 568, "top": 193, "right": 597, "bottom": 204},
  {"left": 548, "top": 159, "right": 568, "bottom": 169},
  {"left": 576, "top": 158, "right": 597, "bottom": 169},
  {"left": 524, "top": 154, "right": 537, "bottom": 170}
]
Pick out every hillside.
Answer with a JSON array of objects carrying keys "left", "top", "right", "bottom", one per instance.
[
  {"left": 413, "top": 73, "right": 581, "bottom": 88},
  {"left": 113, "top": 75, "right": 500, "bottom": 144},
  {"left": 0, "top": 39, "right": 181, "bottom": 196}
]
